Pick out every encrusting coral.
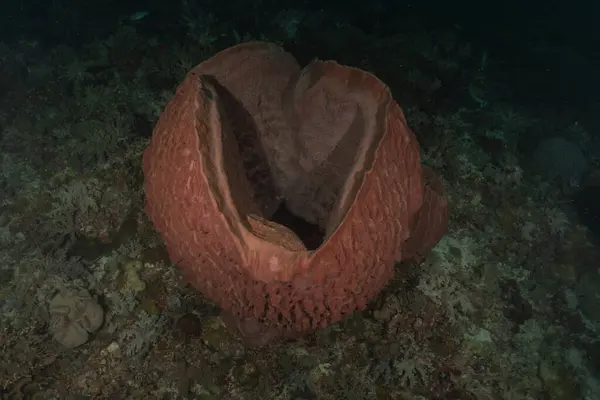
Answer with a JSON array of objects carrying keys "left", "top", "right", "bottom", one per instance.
[
  {"left": 142, "top": 41, "right": 448, "bottom": 346},
  {"left": 48, "top": 285, "right": 104, "bottom": 348}
]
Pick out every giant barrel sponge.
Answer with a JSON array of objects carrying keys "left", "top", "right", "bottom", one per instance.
[{"left": 142, "top": 42, "right": 448, "bottom": 346}]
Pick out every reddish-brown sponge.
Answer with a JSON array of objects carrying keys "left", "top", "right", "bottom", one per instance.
[{"left": 142, "top": 42, "right": 448, "bottom": 345}]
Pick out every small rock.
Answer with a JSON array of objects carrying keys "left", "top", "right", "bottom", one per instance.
[{"left": 106, "top": 341, "right": 120, "bottom": 355}]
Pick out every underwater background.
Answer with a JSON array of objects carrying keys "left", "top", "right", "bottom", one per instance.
[{"left": 0, "top": 0, "right": 599, "bottom": 398}]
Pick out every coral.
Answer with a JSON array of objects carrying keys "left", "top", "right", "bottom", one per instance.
[
  {"left": 122, "top": 260, "right": 146, "bottom": 293},
  {"left": 142, "top": 42, "right": 448, "bottom": 343},
  {"left": 103, "top": 290, "right": 139, "bottom": 333},
  {"left": 44, "top": 177, "right": 132, "bottom": 242},
  {"left": 394, "top": 348, "right": 433, "bottom": 389},
  {"left": 118, "top": 311, "right": 168, "bottom": 360},
  {"left": 48, "top": 285, "right": 104, "bottom": 348},
  {"left": 417, "top": 273, "right": 475, "bottom": 323}
]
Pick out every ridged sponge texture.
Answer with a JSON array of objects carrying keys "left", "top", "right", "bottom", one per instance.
[{"left": 142, "top": 42, "right": 448, "bottom": 338}]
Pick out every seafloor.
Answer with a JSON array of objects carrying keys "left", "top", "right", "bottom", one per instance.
[{"left": 1, "top": 7, "right": 599, "bottom": 400}]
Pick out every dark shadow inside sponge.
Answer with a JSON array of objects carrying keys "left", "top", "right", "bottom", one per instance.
[{"left": 270, "top": 202, "right": 325, "bottom": 250}]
